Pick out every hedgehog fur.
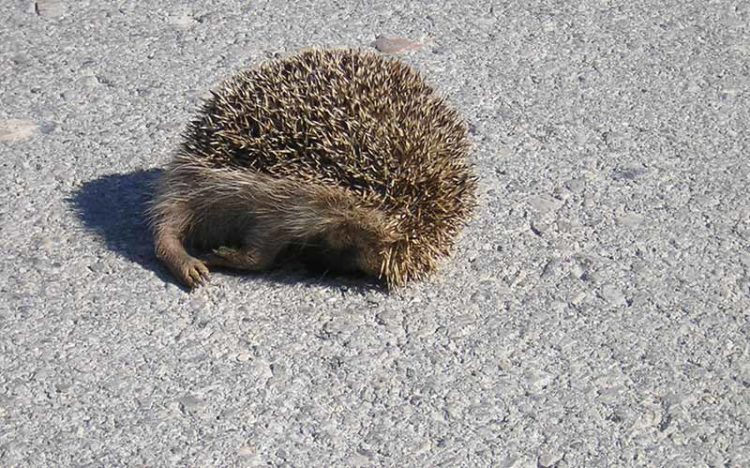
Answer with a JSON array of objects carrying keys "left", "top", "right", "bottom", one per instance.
[{"left": 150, "top": 48, "right": 476, "bottom": 288}]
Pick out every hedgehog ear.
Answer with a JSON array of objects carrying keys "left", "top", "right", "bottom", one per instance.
[
  {"left": 359, "top": 211, "right": 399, "bottom": 245},
  {"left": 373, "top": 221, "right": 400, "bottom": 244}
]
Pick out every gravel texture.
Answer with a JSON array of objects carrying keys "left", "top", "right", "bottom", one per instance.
[{"left": 1, "top": 0, "right": 749, "bottom": 466}]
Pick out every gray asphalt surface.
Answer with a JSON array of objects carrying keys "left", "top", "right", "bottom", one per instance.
[{"left": 2, "top": 0, "right": 749, "bottom": 466}]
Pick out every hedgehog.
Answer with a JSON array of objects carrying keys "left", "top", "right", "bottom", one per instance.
[{"left": 149, "top": 48, "right": 476, "bottom": 289}]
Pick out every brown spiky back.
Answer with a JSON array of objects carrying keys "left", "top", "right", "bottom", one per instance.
[{"left": 182, "top": 49, "right": 476, "bottom": 285}]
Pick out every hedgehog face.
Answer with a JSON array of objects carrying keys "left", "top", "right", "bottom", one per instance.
[
  {"left": 320, "top": 219, "right": 395, "bottom": 281},
  {"left": 301, "top": 245, "right": 361, "bottom": 274},
  {"left": 351, "top": 239, "right": 386, "bottom": 280}
]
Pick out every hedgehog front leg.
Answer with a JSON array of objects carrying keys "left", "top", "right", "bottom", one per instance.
[
  {"left": 203, "top": 230, "right": 284, "bottom": 271},
  {"left": 202, "top": 245, "right": 280, "bottom": 271},
  {"left": 203, "top": 247, "right": 265, "bottom": 270},
  {"left": 154, "top": 225, "right": 210, "bottom": 288}
]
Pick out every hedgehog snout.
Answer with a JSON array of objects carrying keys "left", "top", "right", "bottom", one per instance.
[{"left": 320, "top": 222, "right": 388, "bottom": 279}]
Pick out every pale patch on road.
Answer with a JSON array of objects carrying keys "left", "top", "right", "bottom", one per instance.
[
  {"left": 0, "top": 119, "right": 38, "bottom": 143},
  {"left": 373, "top": 35, "right": 422, "bottom": 54}
]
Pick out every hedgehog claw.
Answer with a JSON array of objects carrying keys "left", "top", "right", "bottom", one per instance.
[{"left": 181, "top": 258, "right": 210, "bottom": 289}]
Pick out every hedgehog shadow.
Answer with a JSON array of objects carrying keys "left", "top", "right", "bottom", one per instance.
[{"left": 69, "top": 169, "right": 385, "bottom": 292}]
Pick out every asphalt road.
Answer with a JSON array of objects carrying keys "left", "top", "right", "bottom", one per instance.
[{"left": 1, "top": 0, "right": 749, "bottom": 466}]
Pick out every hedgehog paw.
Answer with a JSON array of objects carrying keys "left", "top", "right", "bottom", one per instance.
[{"left": 177, "top": 257, "right": 210, "bottom": 288}]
